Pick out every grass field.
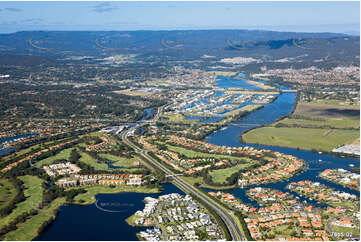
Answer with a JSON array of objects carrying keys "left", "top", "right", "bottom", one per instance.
[
  {"left": 207, "top": 71, "right": 238, "bottom": 77},
  {"left": 330, "top": 225, "right": 360, "bottom": 239},
  {"left": 113, "top": 90, "right": 150, "bottom": 96},
  {"left": 242, "top": 99, "right": 360, "bottom": 152},
  {"left": 275, "top": 117, "right": 359, "bottom": 129},
  {"left": 0, "top": 176, "right": 44, "bottom": 230},
  {"left": 272, "top": 224, "right": 296, "bottom": 238},
  {"left": 294, "top": 101, "right": 359, "bottom": 118},
  {"left": 35, "top": 148, "right": 74, "bottom": 167},
  {"left": 98, "top": 153, "right": 135, "bottom": 167},
  {"left": 71, "top": 185, "right": 160, "bottom": 204},
  {"left": 245, "top": 80, "right": 274, "bottom": 90},
  {"left": 166, "top": 144, "right": 252, "bottom": 162},
  {"left": 298, "top": 100, "right": 360, "bottom": 110},
  {"left": 223, "top": 104, "right": 263, "bottom": 117},
  {"left": 161, "top": 114, "right": 198, "bottom": 124},
  {"left": 0, "top": 179, "right": 18, "bottom": 211},
  {"left": 225, "top": 90, "right": 279, "bottom": 95},
  {"left": 182, "top": 176, "right": 204, "bottom": 186},
  {"left": 79, "top": 151, "right": 108, "bottom": 170},
  {"left": 1, "top": 138, "right": 71, "bottom": 165},
  {"left": 209, "top": 164, "right": 247, "bottom": 184},
  {"left": 243, "top": 127, "right": 359, "bottom": 152},
  {"left": 2, "top": 197, "right": 66, "bottom": 241},
  {"left": 88, "top": 131, "right": 104, "bottom": 137}
]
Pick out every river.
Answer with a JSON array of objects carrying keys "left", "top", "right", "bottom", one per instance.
[
  {"left": 34, "top": 73, "right": 359, "bottom": 240},
  {"left": 203, "top": 74, "right": 360, "bottom": 207}
]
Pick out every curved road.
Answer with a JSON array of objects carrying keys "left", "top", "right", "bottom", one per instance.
[{"left": 120, "top": 125, "right": 245, "bottom": 241}]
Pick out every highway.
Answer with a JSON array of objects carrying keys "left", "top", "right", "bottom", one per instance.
[{"left": 120, "top": 123, "right": 246, "bottom": 241}]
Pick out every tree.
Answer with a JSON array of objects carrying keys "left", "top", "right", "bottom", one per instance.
[{"left": 68, "top": 149, "right": 81, "bottom": 163}]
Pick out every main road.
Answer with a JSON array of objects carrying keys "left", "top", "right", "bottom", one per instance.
[{"left": 120, "top": 122, "right": 246, "bottom": 241}]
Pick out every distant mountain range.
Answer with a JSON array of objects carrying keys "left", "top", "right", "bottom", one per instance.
[{"left": 0, "top": 29, "right": 358, "bottom": 68}]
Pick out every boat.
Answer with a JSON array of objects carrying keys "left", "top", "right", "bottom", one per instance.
[{"left": 349, "top": 164, "right": 355, "bottom": 167}]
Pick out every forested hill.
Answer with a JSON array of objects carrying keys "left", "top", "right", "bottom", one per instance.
[{"left": 0, "top": 29, "right": 358, "bottom": 68}]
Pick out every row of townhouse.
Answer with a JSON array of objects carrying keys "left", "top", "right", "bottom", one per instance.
[{"left": 55, "top": 174, "right": 143, "bottom": 188}]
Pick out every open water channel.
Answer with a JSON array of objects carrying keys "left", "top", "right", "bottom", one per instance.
[{"left": 35, "top": 73, "right": 359, "bottom": 240}]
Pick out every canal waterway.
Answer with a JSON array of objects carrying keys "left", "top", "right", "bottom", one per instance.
[
  {"left": 203, "top": 73, "right": 360, "bottom": 207},
  {"left": 34, "top": 73, "right": 359, "bottom": 240},
  {"left": 0, "top": 133, "right": 39, "bottom": 156},
  {"left": 139, "top": 107, "right": 153, "bottom": 135}
]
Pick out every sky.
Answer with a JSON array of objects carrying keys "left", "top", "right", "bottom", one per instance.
[{"left": 0, "top": 1, "right": 359, "bottom": 34}]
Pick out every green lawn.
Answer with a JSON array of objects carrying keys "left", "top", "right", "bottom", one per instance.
[
  {"left": 1, "top": 138, "right": 71, "bottom": 166},
  {"left": 331, "top": 224, "right": 360, "bottom": 239},
  {"left": 35, "top": 148, "right": 74, "bottom": 167},
  {"left": 182, "top": 176, "right": 204, "bottom": 186},
  {"left": 276, "top": 117, "right": 360, "bottom": 129},
  {"left": 71, "top": 185, "right": 160, "bottom": 204},
  {"left": 0, "top": 179, "right": 18, "bottom": 211},
  {"left": 161, "top": 114, "right": 198, "bottom": 124},
  {"left": 78, "top": 151, "right": 108, "bottom": 170},
  {"left": 243, "top": 127, "right": 359, "bottom": 152},
  {"left": 209, "top": 164, "right": 247, "bottom": 184},
  {"left": 299, "top": 100, "right": 360, "bottom": 110},
  {"left": 223, "top": 104, "right": 263, "bottom": 117},
  {"left": 126, "top": 214, "right": 143, "bottom": 226},
  {"left": 89, "top": 131, "right": 104, "bottom": 137},
  {"left": 294, "top": 101, "right": 359, "bottom": 120},
  {"left": 274, "top": 100, "right": 360, "bottom": 129},
  {"left": 98, "top": 153, "right": 135, "bottom": 167},
  {"left": 2, "top": 197, "right": 66, "bottom": 241},
  {"left": 272, "top": 224, "right": 296, "bottom": 238},
  {"left": 0, "top": 176, "right": 44, "bottom": 230},
  {"left": 166, "top": 144, "right": 251, "bottom": 162}
]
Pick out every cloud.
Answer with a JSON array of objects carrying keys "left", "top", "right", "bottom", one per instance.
[
  {"left": 0, "top": 20, "right": 19, "bottom": 25},
  {"left": 107, "top": 21, "right": 139, "bottom": 26},
  {"left": 3, "top": 7, "right": 22, "bottom": 12},
  {"left": 22, "top": 18, "right": 44, "bottom": 24},
  {"left": 92, "top": 2, "right": 118, "bottom": 13}
]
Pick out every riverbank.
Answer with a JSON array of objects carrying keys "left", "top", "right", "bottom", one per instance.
[
  {"left": 2, "top": 197, "right": 66, "bottom": 241},
  {"left": 69, "top": 185, "right": 162, "bottom": 205},
  {"left": 242, "top": 127, "right": 359, "bottom": 153},
  {"left": 241, "top": 98, "right": 360, "bottom": 154}
]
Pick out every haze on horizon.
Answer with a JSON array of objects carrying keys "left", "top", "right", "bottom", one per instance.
[{"left": 0, "top": 1, "right": 359, "bottom": 35}]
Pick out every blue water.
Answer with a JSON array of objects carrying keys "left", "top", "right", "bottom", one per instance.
[
  {"left": 107, "top": 162, "right": 124, "bottom": 169},
  {"left": 35, "top": 184, "right": 184, "bottom": 241},
  {"left": 203, "top": 75, "right": 360, "bottom": 207},
  {"left": 0, "top": 133, "right": 39, "bottom": 156},
  {"left": 204, "top": 92, "right": 296, "bottom": 146},
  {"left": 0, "top": 133, "right": 38, "bottom": 145},
  {"left": 139, "top": 107, "right": 153, "bottom": 135},
  {"left": 140, "top": 108, "right": 153, "bottom": 121},
  {"left": 34, "top": 71, "right": 359, "bottom": 240},
  {"left": 215, "top": 76, "right": 261, "bottom": 90}
]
